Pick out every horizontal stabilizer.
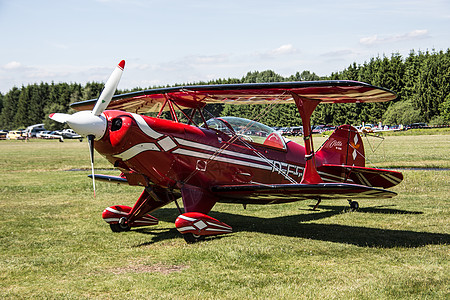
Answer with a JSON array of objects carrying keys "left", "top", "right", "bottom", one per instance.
[
  {"left": 212, "top": 182, "right": 397, "bottom": 204},
  {"left": 318, "top": 164, "right": 403, "bottom": 188},
  {"left": 88, "top": 174, "right": 128, "bottom": 184}
]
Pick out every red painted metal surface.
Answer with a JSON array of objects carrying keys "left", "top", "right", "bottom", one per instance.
[
  {"left": 175, "top": 212, "right": 232, "bottom": 236},
  {"left": 71, "top": 81, "right": 397, "bottom": 114},
  {"left": 102, "top": 205, "right": 158, "bottom": 227},
  {"left": 96, "top": 111, "right": 309, "bottom": 191},
  {"left": 94, "top": 111, "right": 402, "bottom": 211},
  {"left": 211, "top": 182, "right": 398, "bottom": 204},
  {"left": 64, "top": 79, "right": 403, "bottom": 240}
]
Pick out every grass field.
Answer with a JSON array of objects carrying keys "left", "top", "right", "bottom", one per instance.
[{"left": 0, "top": 134, "right": 449, "bottom": 299}]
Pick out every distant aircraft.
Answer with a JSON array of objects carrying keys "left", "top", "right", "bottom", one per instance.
[
  {"left": 50, "top": 60, "right": 403, "bottom": 243},
  {"left": 40, "top": 129, "right": 83, "bottom": 142},
  {"left": 25, "top": 124, "right": 45, "bottom": 138}
]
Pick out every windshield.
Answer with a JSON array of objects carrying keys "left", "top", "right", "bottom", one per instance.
[{"left": 204, "top": 117, "right": 286, "bottom": 150}]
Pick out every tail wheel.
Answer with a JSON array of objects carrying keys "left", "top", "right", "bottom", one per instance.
[{"left": 348, "top": 200, "right": 359, "bottom": 211}]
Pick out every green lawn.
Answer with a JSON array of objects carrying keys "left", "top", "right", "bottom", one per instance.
[{"left": 0, "top": 136, "right": 449, "bottom": 299}]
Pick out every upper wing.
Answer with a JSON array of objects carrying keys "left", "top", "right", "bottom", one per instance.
[
  {"left": 211, "top": 182, "right": 397, "bottom": 205},
  {"left": 71, "top": 81, "right": 396, "bottom": 113}
]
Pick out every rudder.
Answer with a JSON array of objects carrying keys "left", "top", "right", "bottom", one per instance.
[{"left": 316, "top": 125, "right": 365, "bottom": 167}]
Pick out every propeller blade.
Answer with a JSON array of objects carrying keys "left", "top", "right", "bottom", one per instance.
[
  {"left": 88, "top": 135, "right": 96, "bottom": 197},
  {"left": 48, "top": 60, "right": 125, "bottom": 139},
  {"left": 48, "top": 60, "right": 125, "bottom": 197},
  {"left": 92, "top": 60, "right": 125, "bottom": 116},
  {"left": 49, "top": 113, "right": 71, "bottom": 123}
]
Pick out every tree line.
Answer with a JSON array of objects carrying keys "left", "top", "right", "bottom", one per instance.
[{"left": 0, "top": 49, "right": 449, "bottom": 130}]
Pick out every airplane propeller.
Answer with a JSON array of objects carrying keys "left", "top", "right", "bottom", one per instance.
[
  {"left": 88, "top": 135, "right": 96, "bottom": 196},
  {"left": 49, "top": 60, "right": 125, "bottom": 196}
]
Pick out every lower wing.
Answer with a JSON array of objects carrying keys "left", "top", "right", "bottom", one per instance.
[{"left": 211, "top": 183, "right": 397, "bottom": 204}]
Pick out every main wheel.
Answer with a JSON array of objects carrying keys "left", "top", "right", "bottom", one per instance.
[
  {"left": 110, "top": 223, "right": 130, "bottom": 232},
  {"left": 183, "top": 233, "right": 205, "bottom": 244},
  {"left": 110, "top": 217, "right": 131, "bottom": 232}
]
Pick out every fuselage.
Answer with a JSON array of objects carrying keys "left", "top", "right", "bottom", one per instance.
[{"left": 95, "top": 110, "right": 318, "bottom": 191}]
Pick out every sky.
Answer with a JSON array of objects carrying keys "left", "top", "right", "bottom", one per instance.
[{"left": 0, "top": 0, "right": 449, "bottom": 93}]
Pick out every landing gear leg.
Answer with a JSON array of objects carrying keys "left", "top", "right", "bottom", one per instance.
[
  {"left": 174, "top": 199, "right": 183, "bottom": 215},
  {"left": 348, "top": 200, "right": 359, "bottom": 211},
  {"left": 312, "top": 198, "right": 321, "bottom": 210}
]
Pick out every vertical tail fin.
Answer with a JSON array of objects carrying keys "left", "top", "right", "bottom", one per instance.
[
  {"left": 316, "top": 125, "right": 403, "bottom": 188},
  {"left": 316, "top": 125, "right": 365, "bottom": 167}
]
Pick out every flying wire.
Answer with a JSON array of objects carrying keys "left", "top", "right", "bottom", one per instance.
[{"left": 181, "top": 91, "right": 298, "bottom": 185}]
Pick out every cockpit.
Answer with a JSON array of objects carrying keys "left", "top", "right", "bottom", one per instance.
[{"left": 204, "top": 117, "right": 286, "bottom": 150}]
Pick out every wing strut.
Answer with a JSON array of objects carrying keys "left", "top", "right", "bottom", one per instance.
[{"left": 292, "top": 94, "right": 323, "bottom": 184}]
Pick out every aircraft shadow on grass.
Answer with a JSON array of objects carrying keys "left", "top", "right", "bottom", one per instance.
[{"left": 133, "top": 205, "right": 449, "bottom": 248}]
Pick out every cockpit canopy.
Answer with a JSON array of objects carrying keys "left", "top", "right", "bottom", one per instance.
[{"left": 204, "top": 117, "right": 286, "bottom": 150}]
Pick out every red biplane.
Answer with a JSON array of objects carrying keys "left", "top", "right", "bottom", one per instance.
[{"left": 50, "top": 60, "right": 403, "bottom": 243}]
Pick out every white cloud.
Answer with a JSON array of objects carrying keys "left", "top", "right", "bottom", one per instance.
[
  {"left": 360, "top": 29, "right": 429, "bottom": 45},
  {"left": 269, "top": 44, "right": 298, "bottom": 56},
  {"left": 254, "top": 44, "right": 299, "bottom": 60},
  {"left": 4, "top": 61, "right": 23, "bottom": 70}
]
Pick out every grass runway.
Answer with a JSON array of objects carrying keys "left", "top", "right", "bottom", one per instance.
[{"left": 0, "top": 132, "right": 449, "bottom": 299}]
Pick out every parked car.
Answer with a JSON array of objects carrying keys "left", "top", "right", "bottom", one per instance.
[
  {"left": 58, "top": 129, "right": 83, "bottom": 141},
  {"left": 407, "top": 123, "right": 429, "bottom": 129},
  {"left": 312, "top": 125, "right": 326, "bottom": 134},
  {"left": 290, "top": 126, "right": 303, "bottom": 136},
  {"left": 322, "top": 126, "right": 336, "bottom": 132},
  {"left": 278, "top": 127, "right": 291, "bottom": 135},
  {"left": 7, "top": 130, "right": 26, "bottom": 140}
]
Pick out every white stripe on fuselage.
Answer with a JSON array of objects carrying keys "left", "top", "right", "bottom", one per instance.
[
  {"left": 121, "top": 114, "right": 354, "bottom": 183},
  {"left": 175, "top": 137, "right": 267, "bottom": 164},
  {"left": 105, "top": 207, "right": 128, "bottom": 215},
  {"left": 113, "top": 143, "right": 160, "bottom": 161},
  {"left": 172, "top": 148, "right": 273, "bottom": 171},
  {"left": 130, "top": 113, "right": 164, "bottom": 139}
]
